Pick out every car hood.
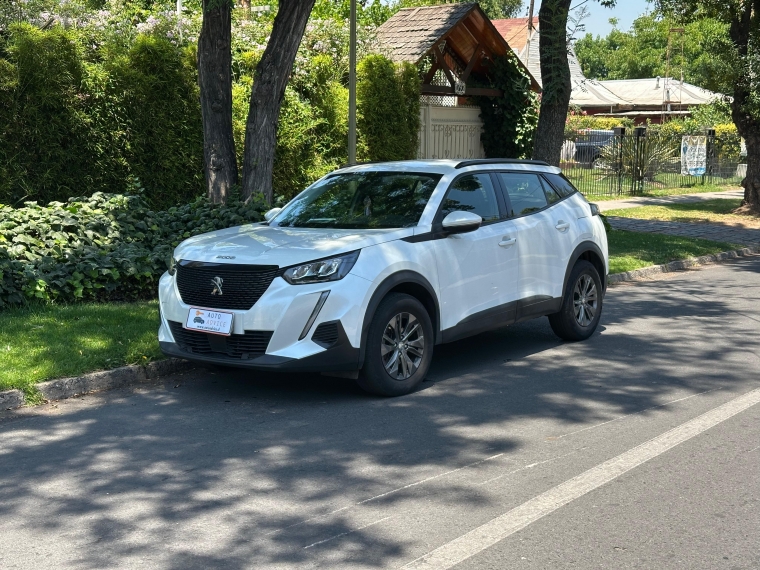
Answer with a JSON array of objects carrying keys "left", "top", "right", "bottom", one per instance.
[{"left": 174, "top": 224, "right": 412, "bottom": 267}]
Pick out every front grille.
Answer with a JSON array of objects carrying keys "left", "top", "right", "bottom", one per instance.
[
  {"left": 312, "top": 321, "right": 340, "bottom": 348},
  {"left": 176, "top": 262, "right": 279, "bottom": 310},
  {"left": 169, "top": 321, "right": 273, "bottom": 359}
]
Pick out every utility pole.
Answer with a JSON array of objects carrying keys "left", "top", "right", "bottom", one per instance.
[
  {"left": 524, "top": 0, "right": 535, "bottom": 68},
  {"left": 348, "top": 0, "right": 357, "bottom": 164}
]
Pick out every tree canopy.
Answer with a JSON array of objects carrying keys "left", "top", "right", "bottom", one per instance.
[{"left": 574, "top": 12, "right": 733, "bottom": 94}]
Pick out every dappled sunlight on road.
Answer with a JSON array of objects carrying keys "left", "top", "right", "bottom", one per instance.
[{"left": 1, "top": 258, "right": 759, "bottom": 569}]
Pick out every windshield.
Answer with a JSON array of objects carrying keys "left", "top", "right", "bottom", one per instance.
[{"left": 271, "top": 171, "right": 442, "bottom": 229}]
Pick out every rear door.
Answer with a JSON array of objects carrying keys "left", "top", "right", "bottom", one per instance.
[
  {"left": 495, "top": 172, "right": 575, "bottom": 305},
  {"left": 430, "top": 172, "right": 520, "bottom": 335}
]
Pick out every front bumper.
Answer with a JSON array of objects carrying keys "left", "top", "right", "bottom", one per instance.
[
  {"left": 159, "top": 321, "right": 360, "bottom": 372},
  {"left": 158, "top": 269, "right": 371, "bottom": 371}
]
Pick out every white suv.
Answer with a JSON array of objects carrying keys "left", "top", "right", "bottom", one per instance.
[{"left": 158, "top": 159, "right": 608, "bottom": 396}]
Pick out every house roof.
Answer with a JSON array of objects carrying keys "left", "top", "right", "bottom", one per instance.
[
  {"left": 595, "top": 78, "right": 719, "bottom": 107},
  {"left": 376, "top": 3, "right": 540, "bottom": 91},
  {"left": 491, "top": 17, "right": 537, "bottom": 53},
  {"left": 377, "top": 3, "right": 479, "bottom": 64}
]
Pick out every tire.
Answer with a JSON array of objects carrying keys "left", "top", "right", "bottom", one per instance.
[
  {"left": 356, "top": 293, "right": 434, "bottom": 397},
  {"left": 548, "top": 260, "right": 603, "bottom": 342}
]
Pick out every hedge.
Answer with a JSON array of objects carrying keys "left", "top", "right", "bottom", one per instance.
[
  {"left": 357, "top": 55, "right": 421, "bottom": 162},
  {"left": 0, "top": 190, "right": 268, "bottom": 308},
  {"left": 0, "top": 24, "right": 203, "bottom": 210}
]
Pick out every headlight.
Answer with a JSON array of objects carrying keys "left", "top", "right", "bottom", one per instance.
[
  {"left": 282, "top": 251, "right": 359, "bottom": 285},
  {"left": 167, "top": 256, "right": 178, "bottom": 276}
]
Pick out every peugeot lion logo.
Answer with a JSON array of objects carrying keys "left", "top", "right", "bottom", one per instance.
[{"left": 210, "top": 276, "right": 224, "bottom": 296}]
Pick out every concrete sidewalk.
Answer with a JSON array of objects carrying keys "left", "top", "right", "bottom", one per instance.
[{"left": 596, "top": 188, "right": 744, "bottom": 212}]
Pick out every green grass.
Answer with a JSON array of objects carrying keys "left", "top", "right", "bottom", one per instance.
[
  {"left": 607, "top": 229, "right": 742, "bottom": 274},
  {"left": 0, "top": 301, "right": 163, "bottom": 401},
  {"left": 565, "top": 175, "right": 740, "bottom": 201},
  {"left": 605, "top": 199, "right": 760, "bottom": 228}
]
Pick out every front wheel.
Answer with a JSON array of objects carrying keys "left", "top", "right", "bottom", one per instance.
[
  {"left": 549, "top": 260, "right": 603, "bottom": 341},
  {"left": 356, "top": 293, "right": 434, "bottom": 396}
]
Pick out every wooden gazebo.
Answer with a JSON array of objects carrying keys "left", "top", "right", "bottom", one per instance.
[{"left": 377, "top": 3, "right": 540, "bottom": 98}]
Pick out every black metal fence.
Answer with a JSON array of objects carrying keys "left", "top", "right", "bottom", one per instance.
[{"left": 560, "top": 127, "right": 745, "bottom": 197}]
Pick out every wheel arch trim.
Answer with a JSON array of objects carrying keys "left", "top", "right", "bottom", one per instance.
[
  {"left": 359, "top": 271, "right": 441, "bottom": 364},
  {"left": 562, "top": 241, "right": 607, "bottom": 298}
]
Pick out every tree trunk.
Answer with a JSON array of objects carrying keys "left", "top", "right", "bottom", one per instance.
[
  {"left": 241, "top": 0, "right": 317, "bottom": 204},
  {"left": 531, "top": 0, "right": 572, "bottom": 166},
  {"left": 728, "top": 4, "right": 760, "bottom": 214},
  {"left": 198, "top": 0, "right": 237, "bottom": 204},
  {"left": 740, "top": 132, "right": 760, "bottom": 212}
]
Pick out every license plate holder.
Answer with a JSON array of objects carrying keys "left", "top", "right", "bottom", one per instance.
[{"left": 185, "top": 308, "right": 233, "bottom": 336}]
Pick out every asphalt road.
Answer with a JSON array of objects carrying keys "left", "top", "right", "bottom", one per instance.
[{"left": 2, "top": 257, "right": 759, "bottom": 570}]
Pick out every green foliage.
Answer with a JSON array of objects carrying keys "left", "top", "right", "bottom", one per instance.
[
  {"left": 357, "top": 55, "right": 421, "bottom": 162},
  {"left": 311, "top": 0, "right": 394, "bottom": 27},
  {"left": 396, "top": 0, "right": 522, "bottom": 20},
  {"left": 0, "top": 190, "right": 268, "bottom": 308},
  {"left": 473, "top": 54, "right": 538, "bottom": 159},
  {"left": 574, "top": 13, "right": 733, "bottom": 94},
  {"left": 0, "top": 24, "right": 203, "bottom": 209},
  {"left": 565, "top": 111, "right": 633, "bottom": 138},
  {"left": 599, "top": 132, "right": 679, "bottom": 181}
]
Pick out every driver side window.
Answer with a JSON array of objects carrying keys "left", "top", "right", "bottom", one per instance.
[{"left": 439, "top": 174, "right": 500, "bottom": 223}]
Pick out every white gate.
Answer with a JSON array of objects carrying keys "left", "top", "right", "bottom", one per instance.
[{"left": 417, "top": 104, "right": 485, "bottom": 160}]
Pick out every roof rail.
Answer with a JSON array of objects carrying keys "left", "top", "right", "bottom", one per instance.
[{"left": 454, "top": 159, "right": 551, "bottom": 169}]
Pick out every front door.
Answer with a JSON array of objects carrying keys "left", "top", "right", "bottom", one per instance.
[{"left": 431, "top": 173, "right": 520, "bottom": 338}]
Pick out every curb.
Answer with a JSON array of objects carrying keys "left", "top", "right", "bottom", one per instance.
[
  {"left": 1, "top": 358, "right": 193, "bottom": 410},
  {"left": 608, "top": 245, "right": 760, "bottom": 284}
]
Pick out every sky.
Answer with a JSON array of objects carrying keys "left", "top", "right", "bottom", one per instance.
[{"left": 534, "top": 0, "right": 654, "bottom": 38}]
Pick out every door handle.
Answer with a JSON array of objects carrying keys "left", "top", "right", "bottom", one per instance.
[
  {"left": 555, "top": 221, "right": 570, "bottom": 232},
  {"left": 498, "top": 237, "right": 516, "bottom": 247}
]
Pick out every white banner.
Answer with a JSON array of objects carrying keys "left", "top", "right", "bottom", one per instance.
[{"left": 681, "top": 135, "right": 707, "bottom": 176}]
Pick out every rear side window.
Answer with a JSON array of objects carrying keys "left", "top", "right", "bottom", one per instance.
[
  {"left": 498, "top": 173, "right": 547, "bottom": 217},
  {"left": 543, "top": 173, "right": 578, "bottom": 198},
  {"left": 440, "top": 174, "right": 500, "bottom": 223}
]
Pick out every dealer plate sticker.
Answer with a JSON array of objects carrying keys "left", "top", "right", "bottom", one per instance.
[{"left": 185, "top": 308, "right": 233, "bottom": 336}]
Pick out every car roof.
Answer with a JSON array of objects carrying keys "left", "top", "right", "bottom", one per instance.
[{"left": 334, "top": 159, "right": 561, "bottom": 176}]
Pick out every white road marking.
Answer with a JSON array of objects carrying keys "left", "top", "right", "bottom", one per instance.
[
  {"left": 303, "top": 516, "right": 393, "bottom": 549},
  {"left": 402, "top": 386, "right": 760, "bottom": 570}
]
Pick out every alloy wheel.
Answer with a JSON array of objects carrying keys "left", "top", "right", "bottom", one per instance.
[
  {"left": 573, "top": 274, "right": 598, "bottom": 327},
  {"left": 381, "top": 312, "right": 425, "bottom": 380}
]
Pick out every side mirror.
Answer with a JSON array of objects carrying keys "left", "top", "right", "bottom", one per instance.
[
  {"left": 441, "top": 211, "right": 482, "bottom": 234},
  {"left": 264, "top": 207, "right": 282, "bottom": 222}
]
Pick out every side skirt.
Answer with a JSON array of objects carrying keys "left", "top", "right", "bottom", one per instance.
[{"left": 439, "top": 296, "right": 562, "bottom": 344}]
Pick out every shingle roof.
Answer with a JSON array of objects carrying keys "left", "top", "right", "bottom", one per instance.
[{"left": 376, "top": 3, "right": 477, "bottom": 64}]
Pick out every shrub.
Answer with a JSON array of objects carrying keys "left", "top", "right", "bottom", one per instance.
[
  {"left": 357, "top": 55, "right": 421, "bottom": 161},
  {"left": 0, "top": 25, "right": 203, "bottom": 210},
  {"left": 473, "top": 54, "right": 538, "bottom": 159},
  {"left": 564, "top": 114, "right": 633, "bottom": 139},
  {"left": 0, "top": 190, "right": 268, "bottom": 308}
]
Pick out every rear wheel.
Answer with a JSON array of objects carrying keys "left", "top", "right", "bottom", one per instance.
[
  {"left": 549, "top": 260, "right": 603, "bottom": 341},
  {"left": 357, "top": 293, "right": 434, "bottom": 397}
]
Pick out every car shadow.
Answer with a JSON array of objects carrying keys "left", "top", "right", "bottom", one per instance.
[{"left": 1, "top": 258, "right": 758, "bottom": 569}]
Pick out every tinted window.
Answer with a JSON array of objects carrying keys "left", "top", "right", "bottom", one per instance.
[
  {"left": 543, "top": 180, "right": 561, "bottom": 205},
  {"left": 543, "top": 173, "right": 578, "bottom": 198},
  {"left": 440, "top": 174, "right": 500, "bottom": 223},
  {"left": 273, "top": 171, "right": 441, "bottom": 229},
  {"left": 498, "top": 173, "right": 547, "bottom": 217}
]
